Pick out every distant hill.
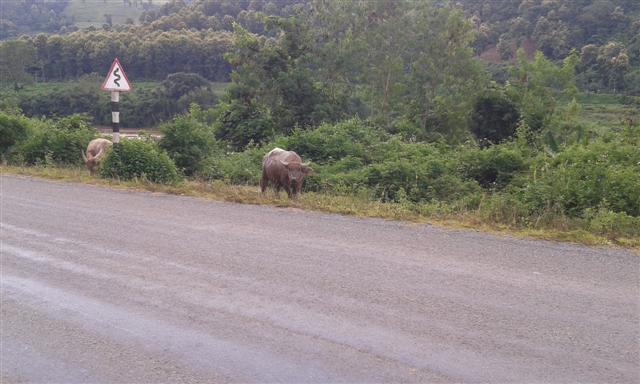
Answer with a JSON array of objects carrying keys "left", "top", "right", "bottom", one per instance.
[
  {"left": 63, "top": 0, "right": 171, "bottom": 29},
  {"left": 0, "top": 0, "right": 72, "bottom": 38},
  {"left": 0, "top": 0, "right": 171, "bottom": 38},
  {"left": 1, "top": 0, "right": 638, "bottom": 93},
  {"left": 462, "top": 0, "right": 639, "bottom": 62}
]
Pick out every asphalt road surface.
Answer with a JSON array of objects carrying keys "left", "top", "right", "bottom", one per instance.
[{"left": 1, "top": 175, "right": 638, "bottom": 383}]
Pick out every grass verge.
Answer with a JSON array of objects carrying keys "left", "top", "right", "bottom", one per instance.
[{"left": 2, "top": 165, "right": 638, "bottom": 251}]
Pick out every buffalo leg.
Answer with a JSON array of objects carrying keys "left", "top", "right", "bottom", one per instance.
[{"left": 260, "top": 172, "right": 268, "bottom": 194}]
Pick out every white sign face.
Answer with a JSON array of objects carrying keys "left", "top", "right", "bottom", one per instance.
[{"left": 101, "top": 58, "right": 132, "bottom": 92}]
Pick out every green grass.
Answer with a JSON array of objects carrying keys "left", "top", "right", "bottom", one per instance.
[
  {"left": 2, "top": 165, "right": 638, "bottom": 251},
  {"left": 64, "top": 0, "right": 171, "bottom": 28},
  {"left": 570, "top": 93, "right": 639, "bottom": 130}
]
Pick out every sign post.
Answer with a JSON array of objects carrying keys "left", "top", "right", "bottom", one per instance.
[{"left": 101, "top": 58, "right": 132, "bottom": 145}]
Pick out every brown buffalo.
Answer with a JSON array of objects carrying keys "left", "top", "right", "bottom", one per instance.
[
  {"left": 82, "top": 138, "right": 112, "bottom": 175},
  {"left": 261, "top": 148, "right": 312, "bottom": 198}
]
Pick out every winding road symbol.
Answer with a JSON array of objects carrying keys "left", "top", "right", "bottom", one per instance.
[
  {"left": 101, "top": 58, "right": 131, "bottom": 92},
  {"left": 113, "top": 67, "right": 121, "bottom": 87}
]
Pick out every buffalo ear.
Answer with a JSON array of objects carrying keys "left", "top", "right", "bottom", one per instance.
[
  {"left": 280, "top": 160, "right": 290, "bottom": 168},
  {"left": 302, "top": 164, "right": 313, "bottom": 175}
]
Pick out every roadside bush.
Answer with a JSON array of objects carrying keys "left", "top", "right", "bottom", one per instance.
[
  {"left": 16, "top": 115, "right": 97, "bottom": 166},
  {"left": 279, "top": 119, "right": 383, "bottom": 164},
  {"left": 302, "top": 156, "right": 368, "bottom": 193},
  {"left": 458, "top": 144, "right": 528, "bottom": 189},
  {"left": 583, "top": 208, "right": 640, "bottom": 238},
  {"left": 197, "top": 146, "right": 264, "bottom": 185},
  {"left": 364, "top": 156, "right": 480, "bottom": 203},
  {"left": 0, "top": 112, "right": 29, "bottom": 160},
  {"left": 475, "top": 191, "right": 537, "bottom": 227},
  {"left": 99, "top": 139, "right": 181, "bottom": 184},
  {"left": 520, "top": 139, "right": 640, "bottom": 217},
  {"left": 360, "top": 140, "right": 481, "bottom": 203},
  {"left": 159, "top": 113, "right": 216, "bottom": 176}
]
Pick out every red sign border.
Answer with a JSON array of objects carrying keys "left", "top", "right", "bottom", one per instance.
[{"left": 101, "top": 58, "right": 133, "bottom": 92}]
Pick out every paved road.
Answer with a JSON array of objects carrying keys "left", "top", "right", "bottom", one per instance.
[{"left": 1, "top": 175, "right": 638, "bottom": 383}]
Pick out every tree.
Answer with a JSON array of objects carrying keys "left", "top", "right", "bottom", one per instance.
[
  {"left": 470, "top": 89, "right": 520, "bottom": 146},
  {"left": 597, "top": 42, "right": 630, "bottom": 92},
  {"left": 0, "top": 40, "right": 36, "bottom": 86},
  {"left": 507, "top": 49, "right": 579, "bottom": 131},
  {"left": 219, "top": 18, "right": 339, "bottom": 139},
  {"left": 0, "top": 113, "right": 29, "bottom": 161},
  {"left": 312, "top": 0, "right": 487, "bottom": 142},
  {"left": 159, "top": 110, "right": 215, "bottom": 175},
  {"left": 161, "top": 72, "right": 210, "bottom": 99}
]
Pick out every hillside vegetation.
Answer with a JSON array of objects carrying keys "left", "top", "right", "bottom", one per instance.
[
  {"left": 1, "top": 0, "right": 638, "bottom": 246},
  {"left": 64, "top": 0, "right": 171, "bottom": 29}
]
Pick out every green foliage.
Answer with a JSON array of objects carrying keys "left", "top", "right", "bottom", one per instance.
[
  {"left": 0, "top": 0, "right": 72, "bottom": 38},
  {"left": 313, "top": 0, "right": 487, "bottom": 140},
  {"left": 198, "top": 146, "right": 264, "bottom": 185},
  {"left": 277, "top": 119, "right": 382, "bottom": 164},
  {"left": 584, "top": 208, "right": 640, "bottom": 238},
  {"left": 222, "top": 18, "right": 341, "bottom": 135},
  {"left": 214, "top": 98, "right": 275, "bottom": 151},
  {"left": 364, "top": 155, "right": 481, "bottom": 204},
  {"left": 6, "top": 74, "right": 220, "bottom": 128},
  {"left": 0, "top": 113, "right": 29, "bottom": 160},
  {"left": 470, "top": 89, "right": 520, "bottom": 145},
  {"left": 508, "top": 50, "right": 579, "bottom": 132},
  {"left": 0, "top": 29, "right": 233, "bottom": 82},
  {"left": 0, "top": 40, "right": 37, "bottom": 86},
  {"left": 161, "top": 73, "right": 211, "bottom": 99},
  {"left": 159, "top": 111, "right": 215, "bottom": 176},
  {"left": 99, "top": 139, "right": 181, "bottom": 184},
  {"left": 578, "top": 41, "right": 634, "bottom": 93},
  {"left": 519, "top": 136, "right": 640, "bottom": 217},
  {"left": 271, "top": 120, "right": 481, "bottom": 204},
  {"left": 14, "top": 115, "right": 97, "bottom": 166},
  {"left": 459, "top": 145, "right": 528, "bottom": 189}
]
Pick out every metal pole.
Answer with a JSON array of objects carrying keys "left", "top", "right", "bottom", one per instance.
[{"left": 111, "top": 91, "right": 120, "bottom": 144}]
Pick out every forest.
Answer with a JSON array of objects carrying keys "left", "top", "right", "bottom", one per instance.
[{"left": 1, "top": 0, "right": 639, "bottom": 245}]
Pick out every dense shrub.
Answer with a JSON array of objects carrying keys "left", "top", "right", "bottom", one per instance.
[
  {"left": 278, "top": 119, "right": 383, "bottom": 164},
  {"left": 198, "top": 147, "right": 264, "bottom": 185},
  {"left": 0, "top": 112, "right": 29, "bottom": 160},
  {"left": 214, "top": 100, "right": 275, "bottom": 151},
  {"left": 470, "top": 91, "right": 520, "bottom": 146},
  {"left": 364, "top": 154, "right": 481, "bottom": 203},
  {"left": 159, "top": 114, "right": 216, "bottom": 176},
  {"left": 584, "top": 208, "right": 640, "bottom": 238},
  {"left": 458, "top": 145, "right": 528, "bottom": 189},
  {"left": 161, "top": 73, "right": 211, "bottom": 99},
  {"left": 15, "top": 115, "right": 97, "bottom": 166},
  {"left": 99, "top": 139, "right": 181, "bottom": 184},
  {"left": 301, "top": 156, "right": 368, "bottom": 193},
  {"left": 519, "top": 139, "right": 640, "bottom": 217}
]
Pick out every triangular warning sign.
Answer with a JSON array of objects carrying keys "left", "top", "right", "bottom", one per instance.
[{"left": 101, "top": 58, "right": 132, "bottom": 92}]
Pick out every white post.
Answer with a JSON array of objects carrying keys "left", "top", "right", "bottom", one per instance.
[{"left": 111, "top": 91, "right": 120, "bottom": 144}]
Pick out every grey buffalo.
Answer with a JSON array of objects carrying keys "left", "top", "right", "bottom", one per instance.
[
  {"left": 261, "top": 148, "right": 312, "bottom": 198},
  {"left": 82, "top": 138, "right": 112, "bottom": 175}
]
